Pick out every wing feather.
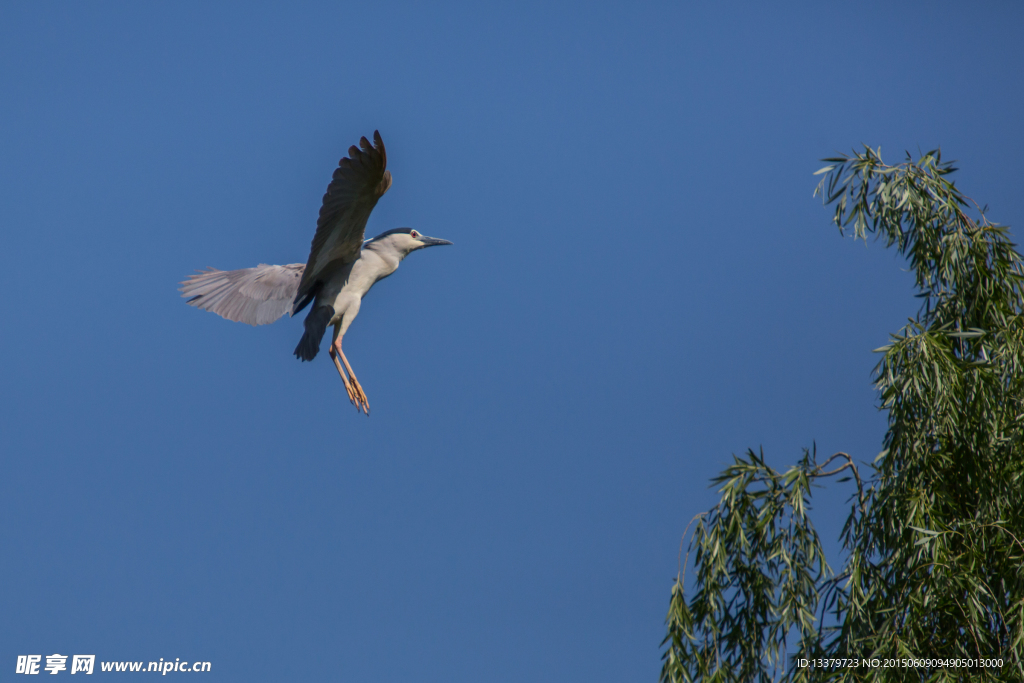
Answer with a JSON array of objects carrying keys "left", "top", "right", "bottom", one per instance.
[
  {"left": 180, "top": 263, "right": 305, "bottom": 326},
  {"left": 294, "top": 130, "right": 391, "bottom": 308}
]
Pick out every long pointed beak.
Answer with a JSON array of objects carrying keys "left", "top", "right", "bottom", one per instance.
[{"left": 420, "top": 236, "right": 453, "bottom": 247}]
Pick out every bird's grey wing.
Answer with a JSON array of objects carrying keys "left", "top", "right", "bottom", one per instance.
[
  {"left": 180, "top": 263, "right": 305, "bottom": 326},
  {"left": 294, "top": 130, "right": 392, "bottom": 309}
]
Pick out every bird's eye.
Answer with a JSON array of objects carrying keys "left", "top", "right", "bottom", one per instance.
[{"left": 410, "top": 230, "right": 419, "bottom": 239}]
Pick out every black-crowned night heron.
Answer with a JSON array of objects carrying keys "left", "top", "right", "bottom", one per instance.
[{"left": 179, "top": 131, "right": 452, "bottom": 415}]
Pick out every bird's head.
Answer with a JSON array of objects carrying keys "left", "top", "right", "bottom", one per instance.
[{"left": 366, "top": 228, "right": 453, "bottom": 259}]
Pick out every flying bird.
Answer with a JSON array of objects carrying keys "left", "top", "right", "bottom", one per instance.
[{"left": 180, "top": 131, "right": 452, "bottom": 415}]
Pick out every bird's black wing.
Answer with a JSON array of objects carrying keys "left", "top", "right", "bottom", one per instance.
[{"left": 293, "top": 130, "right": 392, "bottom": 313}]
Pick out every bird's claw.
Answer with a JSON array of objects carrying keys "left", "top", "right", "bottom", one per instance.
[{"left": 330, "top": 346, "right": 371, "bottom": 415}]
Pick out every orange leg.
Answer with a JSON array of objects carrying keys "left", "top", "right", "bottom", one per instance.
[
  {"left": 329, "top": 346, "right": 358, "bottom": 406},
  {"left": 333, "top": 338, "right": 370, "bottom": 415}
]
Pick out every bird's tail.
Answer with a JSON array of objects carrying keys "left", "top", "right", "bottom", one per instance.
[{"left": 294, "top": 306, "right": 334, "bottom": 362}]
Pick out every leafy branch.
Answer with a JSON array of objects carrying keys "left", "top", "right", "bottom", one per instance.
[
  {"left": 663, "top": 147, "right": 1024, "bottom": 682},
  {"left": 661, "top": 447, "right": 864, "bottom": 683}
]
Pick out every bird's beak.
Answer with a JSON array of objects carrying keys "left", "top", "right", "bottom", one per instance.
[{"left": 418, "top": 235, "right": 453, "bottom": 248}]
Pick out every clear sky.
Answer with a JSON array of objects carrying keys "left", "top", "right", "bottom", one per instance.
[{"left": 2, "top": 1, "right": 1023, "bottom": 680}]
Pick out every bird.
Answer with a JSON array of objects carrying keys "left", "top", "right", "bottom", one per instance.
[{"left": 179, "top": 131, "right": 452, "bottom": 415}]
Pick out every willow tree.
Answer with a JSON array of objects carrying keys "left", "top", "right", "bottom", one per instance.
[{"left": 661, "top": 148, "right": 1024, "bottom": 682}]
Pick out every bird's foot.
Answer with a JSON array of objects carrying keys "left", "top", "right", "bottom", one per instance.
[
  {"left": 332, "top": 356, "right": 360, "bottom": 407},
  {"left": 339, "top": 349, "right": 370, "bottom": 415},
  {"left": 330, "top": 346, "right": 370, "bottom": 415},
  {"left": 347, "top": 373, "right": 370, "bottom": 415}
]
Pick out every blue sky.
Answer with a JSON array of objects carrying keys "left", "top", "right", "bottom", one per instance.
[{"left": 2, "top": 2, "right": 1023, "bottom": 680}]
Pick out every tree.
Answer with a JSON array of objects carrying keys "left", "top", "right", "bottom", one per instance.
[{"left": 660, "top": 148, "right": 1024, "bottom": 682}]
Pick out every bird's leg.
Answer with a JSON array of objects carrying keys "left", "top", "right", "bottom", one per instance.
[
  {"left": 334, "top": 338, "right": 370, "bottom": 415},
  {"left": 328, "top": 346, "right": 359, "bottom": 406}
]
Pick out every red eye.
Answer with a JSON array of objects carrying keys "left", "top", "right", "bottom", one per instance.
[{"left": 410, "top": 230, "right": 419, "bottom": 238}]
